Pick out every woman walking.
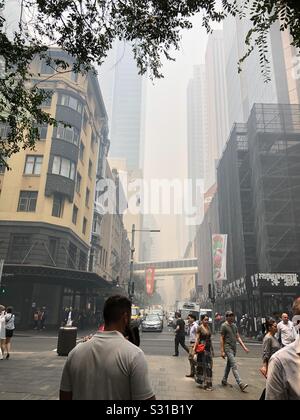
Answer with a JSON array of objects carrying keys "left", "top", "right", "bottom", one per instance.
[
  {"left": 261, "top": 318, "right": 281, "bottom": 378},
  {"left": 5, "top": 307, "right": 15, "bottom": 359},
  {"left": 194, "top": 314, "right": 214, "bottom": 390},
  {"left": 259, "top": 317, "right": 281, "bottom": 399}
]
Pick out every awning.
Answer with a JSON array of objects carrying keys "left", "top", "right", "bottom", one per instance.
[{"left": 2, "top": 264, "right": 113, "bottom": 290}]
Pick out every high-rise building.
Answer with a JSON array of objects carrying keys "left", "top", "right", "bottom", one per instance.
[
  {"left": 217, "top": 103, "right": 300, "bottom": 317},
  {"left": 187, "top": 65, "right": 207, "bottom": 240},
  {"left": 223, "top": 15, "right": 300, "bottom": 130},
  {"left": 0, "top": 49, "right": 110, "bottom": 327},
  {"left": 105, "top": 41, "right": 146, "bottom": 171},
  {"left": 187, "top": 65, "right": 207, "bottom": 183},
  {"left": 205, "top": 31, "right": 229, "bottom": 190}
]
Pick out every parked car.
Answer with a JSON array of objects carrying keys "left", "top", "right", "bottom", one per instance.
[{"left": 142, "top": 314, "right": 163, "bottom": 332}]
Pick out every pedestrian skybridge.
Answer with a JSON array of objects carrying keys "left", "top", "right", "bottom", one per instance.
[{"left": 133, "top": 258, "right": 198, "bottom": 276}]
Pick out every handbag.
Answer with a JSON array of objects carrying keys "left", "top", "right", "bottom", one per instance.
[{"left": 195, "top": 343, "right": 205, "bottom": 353}]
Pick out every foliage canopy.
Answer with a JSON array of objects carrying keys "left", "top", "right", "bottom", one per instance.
[{"left": 0, "top": 0, "right": 300, "bottom": 166}]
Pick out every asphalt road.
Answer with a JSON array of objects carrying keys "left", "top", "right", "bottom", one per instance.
[
  {"left": 141, "top": 327, "right": 262, "bottom": 358},
  {"left": 12, "top": 324, "right": 263, "bottom": 359}
]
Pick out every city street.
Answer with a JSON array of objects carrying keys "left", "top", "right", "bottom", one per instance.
[{"left": 0, "top": 327, "right": 265, "bottom": 400}]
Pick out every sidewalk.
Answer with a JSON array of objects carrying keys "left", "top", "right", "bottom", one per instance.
[
  {"left": 148, "top": 355, "right": 265, "bottom": 400},
  {"left": 0, "top": 350, "right": 265, "bottom": 400}
]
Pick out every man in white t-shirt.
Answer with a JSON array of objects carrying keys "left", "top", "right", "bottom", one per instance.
[
  {"left": 59, "top": 295, "right": 155, "bottom": 400},
  {"left": 276, "top": 313, "right": 296, "bottom": 346},
  {"left": 266, "top": 297, "right": 300, "bottom": 400}
]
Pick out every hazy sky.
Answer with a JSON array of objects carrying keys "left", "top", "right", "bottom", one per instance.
[{"left": 143, "top": 18, "right": 210, "bottom": 260}]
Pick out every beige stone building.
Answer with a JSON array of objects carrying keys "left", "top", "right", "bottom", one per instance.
[{"left": 0, "top": 49, "right": 112, "bottom": 327}]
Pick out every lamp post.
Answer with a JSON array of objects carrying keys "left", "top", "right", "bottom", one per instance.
[{"left": 128, "top": 224, "right": 160, "bottom": 301}]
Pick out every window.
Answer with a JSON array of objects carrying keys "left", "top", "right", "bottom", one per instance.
[
  {"left": 79, "top": 142, "right": 85, "bottom": 161},
  {"left": 92, "top": 216, "right": 97, "bottom": 233},
  {"left": 41, "top": 91, "right": 53, "bottom": 107},
  {"left": 41, "top": 61, "right": 54, "bottom": 75},
  {"left": 76, "top": 172, "right": 82, "bottom": 194},
  {"left": 24, "top": 155, "right": 43, "bottom": 175},
  {"left": 71, "top": 71, "right": 78, "bottom": 83},
  {"left": 91, "top": 133, "right": 96, "bottom": 152},
  {"left": 83, "top": 217, "right": 87, "bottom": 235},
  {"left": 99, "top": 247, "right": 103, "bottom": 266},
  {"left": 72, "top": 205, "right": 78, "bottom": 225},
  {"left": 49, "top": 237, "right": 59, "bottom": 263},
  {"left": 85, "top": 188, "right": 90, "bottom": 207},
  {"left": 37, "top": 124, "right": 48, "bottom": 140},
  {"left": 83, "top": 111, "right": 88, "bottom": 131},
  {"left": 52, "top": 156, "right": 76, "bottom": 180},
  {"left": 52, "top": 194, "right": 64, "bottom": 218},
  {"left": 79, "top": 250, "right": 87, "bottom": 271},
  {"left": 88, "top": 160, "right": 92, "bottom": 178},
  {"left": 17, "top": 191, "right": 38, "bottom": 212},
  {"left": 68, "top": 243, "right": 77, "bottom": 268},
  {"left": 59, "top": 94, "right": 83, "bottom": 114},
  {"left": 0, "top": 124, "right": 10, "bottom": 139},
  {"left": 56, "top": 123, "right": 79, "bottom": 146},
  {"left": 8, "top": 235, "right": 31, "bottom": 262}
]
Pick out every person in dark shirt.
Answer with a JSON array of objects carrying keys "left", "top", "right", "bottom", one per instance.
[{"left": 173, "top": 312, "right": 189, "bottom": 356}]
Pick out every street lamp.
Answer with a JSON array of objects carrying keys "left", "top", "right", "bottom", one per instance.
[{"left": 128, "top": 224, "right": 160, "bottom": 301}]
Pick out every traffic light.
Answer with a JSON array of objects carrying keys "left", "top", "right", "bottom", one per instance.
[
  {"left": 131, "top": 282, "right": 134, "bottom": 296},
  {"left": 1, "top": 287, "right": 5, "bottom": 294}
]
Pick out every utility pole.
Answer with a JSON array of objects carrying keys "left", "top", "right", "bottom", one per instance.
[
  {"left": 128, "top": 224, "right": 160, "bottom": 302},
  {"left": 129, "top": 224, "right": 135, "bottom": 301}
]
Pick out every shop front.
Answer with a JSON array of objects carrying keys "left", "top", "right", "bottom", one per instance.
[{"left": 0, "top": 264, "right": 113, "bottom": 329}]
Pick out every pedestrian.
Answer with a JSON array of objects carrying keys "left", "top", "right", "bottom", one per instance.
[
  {"left": 261, "top": 318, "right": 281, "bottom": 375},
  {"left": 220, "top": 311, "right": 249, "bottom": 392},
  {"left": 40, "top": 307, "right": 47, "bottom": 330},
  {"left": 0, "top": 305, "right": 6, "bottom": 360},
  {"left": 194, "top": 314, "right": 214, "bottom": 390},
  {"left": 5, "top": 307, "right": 15, "bottom": 359},
  {"left": 63, "top": 307, "right": 75, "bottom": 327},
  {"left": 265, "top": 297, "right": 300, "bottom": 400},
  {"left": 173, "top": 312, "right": 189, "bottom": 357},
  {"left": 33, "top": 310, "right": 39, "bottom": 330},
  {"left": 185, "top": 313, "right": 198, "bottom": 378},
  {"left": 276, "top": 312, "right": 296, "bottom": 347},
  {"left": 258, "top": 318, "right": 281, "bottom": 399},
  {"left": 59, "top": 295, "right": 155, "bottom": 400}
]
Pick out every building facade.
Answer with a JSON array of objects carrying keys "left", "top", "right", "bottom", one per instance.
[
  {"left": 215, "top": 104, "right": 300, "bottom": 322},
  {"left": 0, "top": 49, "right": 112, "bottom": 328},
  {"left": 107, "top": 41, "right": 146, "bottom": 171},
  {"left": 90, "top": 160, "right": 130, "bottom": 287},
  {"left": 187, "top": 65, "right": 207, "bottom": 241},
  {"left": 205, "top": 30, "right": 229, "bottom": 190}
]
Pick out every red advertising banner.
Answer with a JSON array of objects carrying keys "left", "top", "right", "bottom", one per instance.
[
  {"left": 145, "top": 268, "right": 155, "bottom": 296},
  {"left": 212, "top": 234, "right": 228, "bottom": 281}
]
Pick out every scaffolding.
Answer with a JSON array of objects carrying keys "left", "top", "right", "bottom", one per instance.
[
  {"left": 218, "top": 104, "right": 300, "bottom": 280},
  {"left": 248, "top": 104, "right": 300, "bottom": 272}
]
